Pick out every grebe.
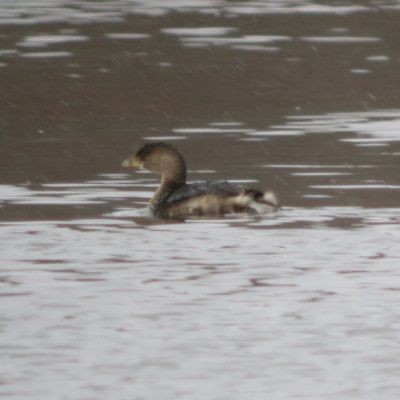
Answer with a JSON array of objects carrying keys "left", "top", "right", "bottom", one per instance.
[{"left": 122, "top": 142, "right": 279, "bottom": 218}]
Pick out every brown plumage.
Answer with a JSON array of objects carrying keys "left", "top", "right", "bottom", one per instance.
[{"left": 122, "top": 142, "right": 279, "bottom": 218}]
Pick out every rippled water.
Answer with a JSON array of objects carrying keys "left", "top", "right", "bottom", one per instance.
[{"left": 1, "top": 1, "right": 400, "bottom": 399}]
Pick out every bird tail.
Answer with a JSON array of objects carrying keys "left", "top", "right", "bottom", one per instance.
[
  {"left": 232, "top": 189, "right": 280, "bottom": 214},
  {"left": 248, "top": 189, "right": 280, "bottom": 212}
]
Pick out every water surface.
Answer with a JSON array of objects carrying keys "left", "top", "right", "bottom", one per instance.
[{"left": 1, "top": 1, "right": 400, "bottom": 399}]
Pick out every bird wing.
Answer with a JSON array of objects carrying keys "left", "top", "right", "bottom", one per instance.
[{"left": 165, "top": 181, "right": 244, "bottom": 205}]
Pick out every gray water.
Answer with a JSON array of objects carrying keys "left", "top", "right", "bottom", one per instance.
[{"left": 1, "top": 1, "right": 400, "bottom": 399}]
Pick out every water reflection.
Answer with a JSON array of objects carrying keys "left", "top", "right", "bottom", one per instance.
[
  {"left": 284, "top": 109, "right": 400, "bottom": 141},
  {"left": 105, "top": 33, "right": 150, "bottom": 40},
  {"left": 0, "top": 0, "right": 396, "bottom": 26},
  {"left": 300, "top": 36, "right": 381, "bottom": 43},
  {"left": 1, "top": 108, "right": 400, "bottom": 213},
  {"left": 20, "top": 51, "right": 72, "bottom": 58},
  {"left": 2, "top": 1, "right": 400, "bottom": 399},
  {"left": 18, "top": 34, "right": 88, "bottom": 47},
  {"left": 172, "top": 33, "right": 291, "bottom": 51}
]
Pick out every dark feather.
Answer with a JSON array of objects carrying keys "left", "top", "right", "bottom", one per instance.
[{"left": 164, "top": 181, "right": 243, "bottom": 206}]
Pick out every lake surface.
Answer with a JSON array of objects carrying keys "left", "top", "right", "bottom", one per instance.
[{"left": 1, "top": 1, "right": 400, "bottom": 399}]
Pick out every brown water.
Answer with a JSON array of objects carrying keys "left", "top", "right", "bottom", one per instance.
[{"left": 1, "top": 1, "right": 400, "bottom": 399}]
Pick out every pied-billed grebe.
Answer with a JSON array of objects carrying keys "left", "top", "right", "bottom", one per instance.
[{"left": 122, "top": 142, "right": 279, "bottom": 218}]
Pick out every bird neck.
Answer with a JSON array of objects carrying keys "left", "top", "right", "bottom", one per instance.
[
  {"left": 148, "top": 148, "right": 187, "bottom": 212},
  {"left": 150, "top": 176, "right": 184, "bottom": 210},
  {"left": 161, "top": 150, "right": 187, "bottom": 184}
]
